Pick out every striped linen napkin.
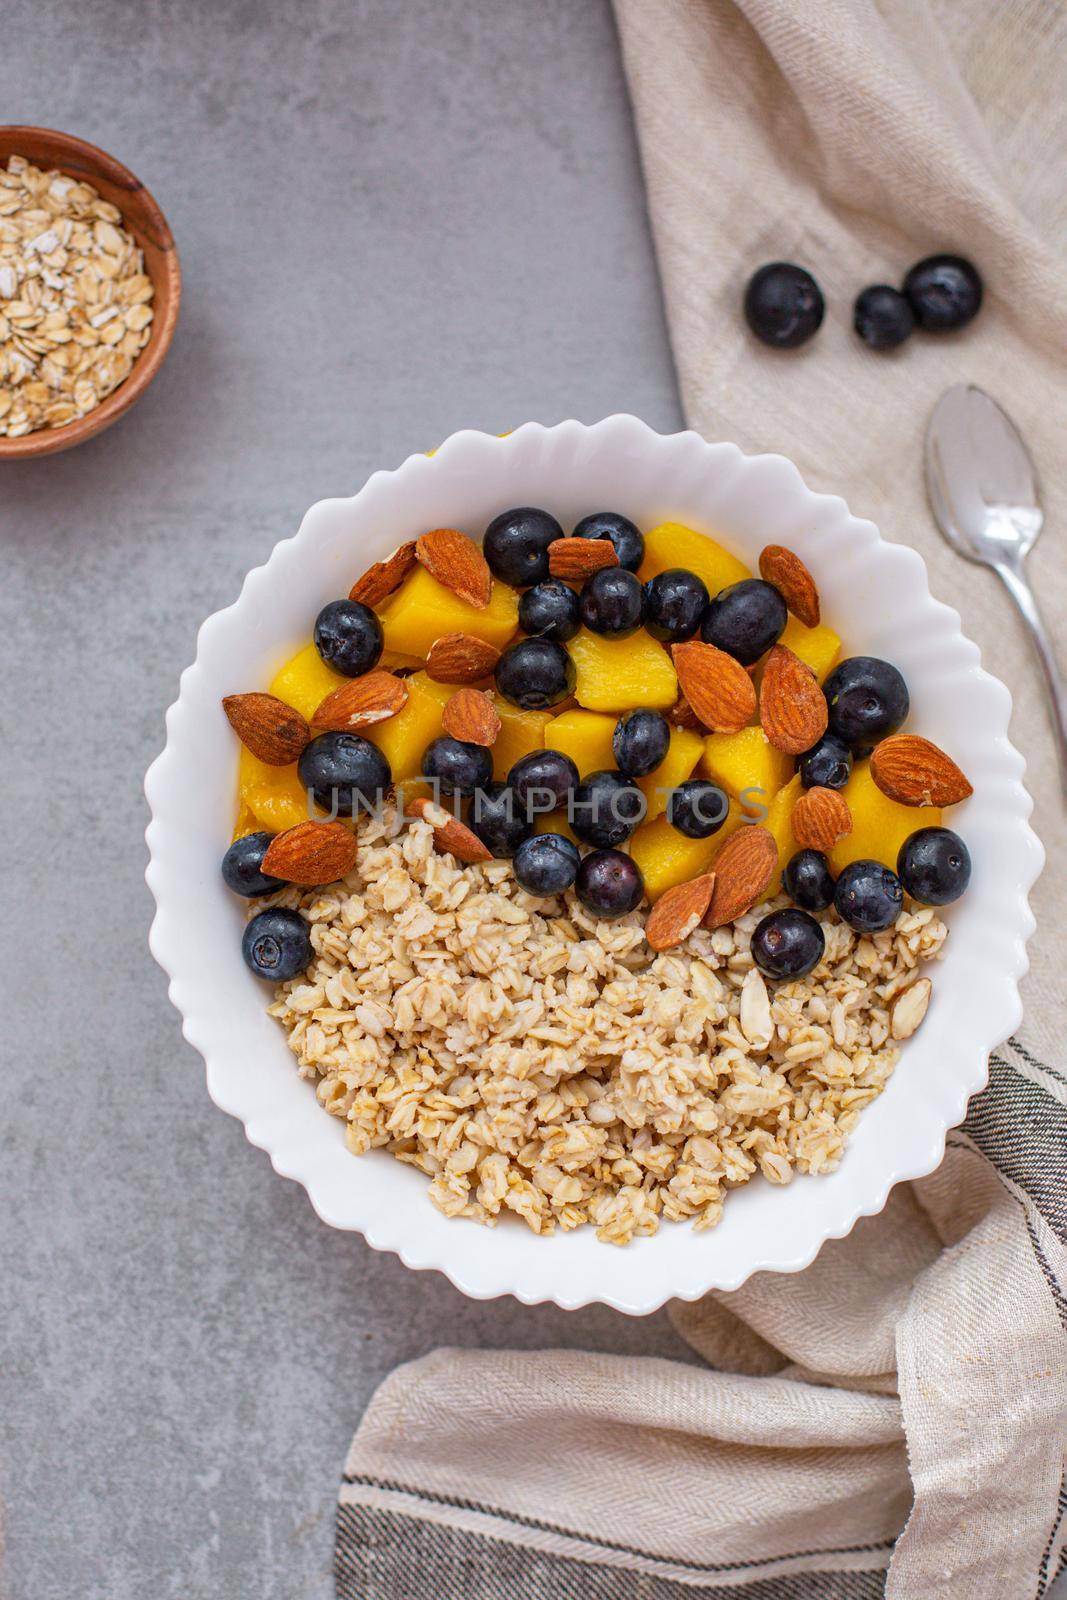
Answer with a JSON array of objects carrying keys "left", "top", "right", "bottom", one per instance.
[{"left": 336, "top": 1, "right": 1067, "bottom": 1593}]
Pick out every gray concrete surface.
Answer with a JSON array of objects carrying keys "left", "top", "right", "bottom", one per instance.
[{"left": 0, "top": 2, "right": 689, "bottom": 1596}]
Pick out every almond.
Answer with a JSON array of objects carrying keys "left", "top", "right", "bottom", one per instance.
[
  {"left": 792, "top": 786, "right": 852, "bottom": 851},
  {"left": 668, "top": 693, "right": 707, "bottom": 732},
  {"left": 442, "top": 687, "right": 501, "bottom": 746},
  {"left": 310, "top": 671, "right": 408, "bottom": 731},
  {"left": 704, "top": 825, "right": 778, "bottom": 927},
  {"left": 547, "top": 537, "right": 618, "bottom": 582},
  {"left": 261, "top": 820, "right": 357, "bottom": 885},
  {"left": 644, "top": 873, "right": 715, "bottom": 952},
  {"left": 407, "top": 796, "right": 493, "bottom": 864},
  {"left": 671, "top": 641, "right": 756, "bottom": 733},
  {"left": 759, "top": 544, "right": 820, "bottom": 628},
  {"left": 870, "top": 735, "right": 973, "bottom": 807},
  {"left": 759, "top": 644, "right": 828, "bottom": 754},
  {"left": 348, "top": 540, "right": 417, "bottom": 606},
  {"left": 222, "top": 692, "right": 309, "bottom": 766},
  {"left": 416, "top": 528, "right": 492, "bottom": 609},
  {"left": 425, "top": 632, "right": 501, "bottom": 683}
]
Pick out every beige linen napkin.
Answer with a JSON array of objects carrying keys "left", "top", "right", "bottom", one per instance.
[{"left": 337, "top": 3, "right": 1067, "bottom": 1595}]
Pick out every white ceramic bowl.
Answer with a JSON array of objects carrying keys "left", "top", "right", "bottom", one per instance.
[{"left": 145, "top": 416, "right": 1042, "bottom": 1315}]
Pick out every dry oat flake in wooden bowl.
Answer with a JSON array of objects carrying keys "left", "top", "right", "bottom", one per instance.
[{"left": 0, "top": 127, "right": 179, "bottom": 457}]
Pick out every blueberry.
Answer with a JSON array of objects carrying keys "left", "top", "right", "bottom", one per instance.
[
  {"left": 221, "top": 831, "right": 285, "bottom": 898},
  {"left": 643, "top": 568, "right": 710, "bottom": 642},
  {"left": 494, "top": 638, "right": 576, "bottom": 710},
  {"left": 513, "top": 832, "right": 581, "bottom": 896},
  {"left": 518, "top": 579, "right": 581, "bottom": 643},
  {"left": 579, "top": 567, "right": 645, "bottom": 638},
  {"left": 241, "top": 907, "right": 312, "bottom": 982},
  {"left": 834, "top": 859, "right": 904, "bottom": 933},
  {"left": 782, "top": 848, "right": 835, "bottom": 912},
  {"left": 298, "top": 732, "right": 391, "bottom": 815},
  {"left": 701, "top": 578, "right": 787, "bottom": 665},
  {"left": 897, "top": 826, "right": 971, "bottom": 906},
  {"left": 797, "top": 733, "right": 853, "bottom": 790},
  {"left": 422, "top": 735, "right": 493, "bottom": 796},
  {"left": 744, "top": 262, "right": 825, "bottom": 349},
  {"left": 823, "top": 657, "right": 909, "bottom": 751},
  {"left": 575, "top": 849, "right": 644, "bottom": 919},
  {"left": 483, "top": 507, "right": 563, "bottom": 587},
  {"left": 313, "top": 599, "right": 383, "bottom": 678},
  {"left": 572, "top": 511, "right": 644, "bottom": 572},
  {"left": 751, "top": 907, "right": 826, "bottom": 980},
  {"left": 666, "top": 779, "right": 730, "bottom": 839},
  {"left": 903, "top": 255, "right": 983, "bottom": 332},
  {"left": 570, "top": 769, "right": 646, "bottom": 848},
  {"left": 853, "top": 284, "right": 914, "bottom": 350},
  {"left": 468, "top": 782, "right": 533, "bottom": 858},
  {"left": 507, "top": 748, "right": 579, "bottom": 813},
  {"left": 613, "top": 709, "right": 671, "bottom": 778}
]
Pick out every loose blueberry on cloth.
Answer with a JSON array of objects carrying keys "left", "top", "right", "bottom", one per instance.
[{"left": 335, "top": 2, "right": 1067, "bottom": 1596}]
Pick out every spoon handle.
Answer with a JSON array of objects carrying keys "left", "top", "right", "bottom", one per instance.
[{"left": 994, "top": 557, "right": 1067, "bottom": 802}]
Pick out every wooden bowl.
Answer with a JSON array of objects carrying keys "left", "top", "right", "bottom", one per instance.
[{"left": 0, "top": 126, "right": 180, "bottom": 459}]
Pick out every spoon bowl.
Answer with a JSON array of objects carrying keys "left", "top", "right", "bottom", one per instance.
[
  {"left": 926, "top": 383, "right": 1067, "bottom": 798},
  {"left": 926, "top": 385, "right": 1043, "bottom": 563}
]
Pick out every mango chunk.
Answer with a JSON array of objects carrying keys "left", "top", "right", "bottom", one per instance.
[
  {"left": 776, "top": 615, "right": 841, "bottom": 685},
  {"left": 239, "top": 746, "right": 320, "bottom": 832},
  {"left": 532, "top": 809, "right": 580, "bottom": 845},
  {"left": 830, "top": 762, "right": 941, "bottom": 875},
  {"left": 765, "top": 774, "right": 802, "bottom": 893},
  {"left": 364, "top": 670, "right": 452, "bottom": 781},
  {"left": 568, "top": 629, "right": 678, "bottom": 713},
  {"left": 637, "top": 522, "right": 751, "bottom": 596},
  {"left": 232, "top": 801, "right": 259, "bottom": 842},
  {"left": 269, "top": 641, "right": 348, "bottom": 724},
  {"left": 628, "top": 802, "right": 742, "bottom": 902},
  {"left": 377, "top": 565, "right": 519, "bottom": 660},
  {"left": 491, "top": 701, "right": 552, "bottom": 781},
  {"left": 544, "top": 708, "right": 617, "bottom": 777},
  {"left": 639, "top": 727, "right": 704, "bottom": 821},
  {"left": 381, "top": 649, "right": 424, "bottom": 673},
  {"left": 414, "top": 672, "right": 456, "bottom": 706},
  {"left": 394, "top": 776, "right": 434, "bottom": 813},
  {"left": 701, "top": 725, "right": 793, "bottom": 809}
]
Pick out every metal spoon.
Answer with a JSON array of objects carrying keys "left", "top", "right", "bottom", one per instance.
[{"left": 925, "top": 382, "right": 1067, "bottom": 800}]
